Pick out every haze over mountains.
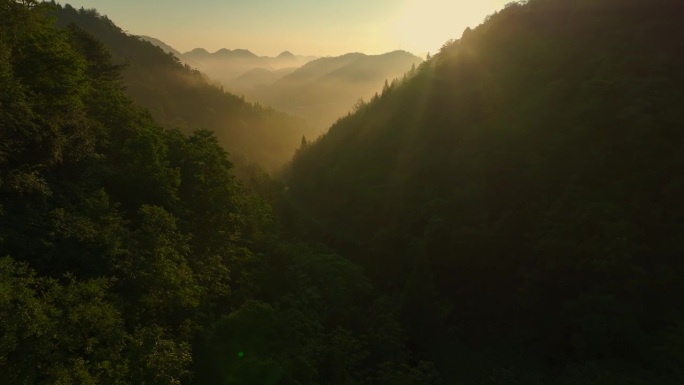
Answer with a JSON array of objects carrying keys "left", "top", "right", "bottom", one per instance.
[
  {"left": 249, "top": 50, "right": 423, "bottom": 131},
  {"left": 142, "top": 37, "right": 423, "bottom": 133},
  {"left": 54, "top": 7, "right": 423, "bottom": 171},
  {"left": 138, "top": 36, "right": 314, "bottom": 92},
  {"left": 4, "top": 0, "right": 684, "bottom": 384},
  {"left": 178, "top": 47, "right": 316, "bottom": 86},
  {"left": 53, "top": 5, "right": 316, "bottom": 172},
  {"left": 138, "top": 35, "right": 182, "bottom": 58}
]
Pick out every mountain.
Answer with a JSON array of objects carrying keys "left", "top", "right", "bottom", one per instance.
[
  {"left": 297, "top": 54, "right": 319, "bottom": 62},
  {"left": 174, "top": 48, "right": 421, "bottom": 135},
  {"left": 277, "top": 50, "right": 296, "bottom": 59},
  {"left": 215, "top": 48, "right": 259, "bottom": 59},
  {"left": 1, "top": 2, "right": 433, "bottom": 384},
  {"left": 138, "top": 34, "right": 181, "bottom": 58},
  {"left": 275, "top": 52, "right": 366, "bottom": 84},
  {"left": 180, "top": 47, "right": 314, "bottom": 88},
  {"left": 274, "top": 51, "right": 301, "bottom": 67},
  {"left": 246, "top": 50, "right": 423, "bottom": 133},
  {"left": 0, "top": 0, "right": 446, "bottom": 385},
  {"left": 184, "top": 47, "right": 211, "bottom": 59},
  {"left": 53, "top": 4, "right": 316, "bottom": 171},
  {"left": 230, "top": 66, "right": 298, "bottom": 90},
  {"left": 7, "top": 0, "right": 684, "bottom": 384},
  {"left": 287, "top": 0, "right": 684, "bottom": 383}
]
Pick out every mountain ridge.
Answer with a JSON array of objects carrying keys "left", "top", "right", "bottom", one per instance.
[
  {"left": 138, "top": 35, "right": 182, "bottom": 57},
  {"left": 286, "top": 0, "right": 684, "bottom": 382},
  {"left": 53, "top": 3, "right": 316, "bottom": 171},
  {"left": 243, "top": 50, "right": 423, "bottom": 131}
]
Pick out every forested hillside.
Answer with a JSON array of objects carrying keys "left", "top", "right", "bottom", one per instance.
[
  {"left": 288, "top": 0, "right": 684, "bottom": 383},
  {"left": 50, "top": 3, "right": 316, "bottom": 172},
  {"left": 246, "top": 50, "right": 423, "bottom": 132},
  {"left": 4, "top": 0, "right": 684, "bottom": 383},
  {"left": 0, "top": 1, "right": 432, "bottom": 384},
  {"left": 138, "top": 35, "right": 182, "bottom": 58}
]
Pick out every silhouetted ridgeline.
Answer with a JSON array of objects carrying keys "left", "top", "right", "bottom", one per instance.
[
  {"left": 138, "top": 34, "right": 182, "bottom": 58},
  {"left": 52, "top": 2, "right": 318, "bottom": 171},
  {"left": 287, "top": 0, "right": 684, "bottom": 382},
  {"left": 0, "top": 1, "right": 434, "bottom": 383},
  {"left": 245, "top": 50, "right": 423, "bottom": 132},
  {"left": 179, "top": 46, "right": 311, "bottom": 87},
  {"left": 4, "top": 0, "right": 684, "bottom": 383}
]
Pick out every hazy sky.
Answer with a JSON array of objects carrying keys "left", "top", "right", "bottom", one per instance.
[{"left": 59, "top": 0, "right": 510, "bottom": 56}]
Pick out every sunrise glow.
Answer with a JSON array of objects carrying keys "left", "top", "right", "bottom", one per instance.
[{"left": 392, "top": 0, "right": 503, "bottom": 55}]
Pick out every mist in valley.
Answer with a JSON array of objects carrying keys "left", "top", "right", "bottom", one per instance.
[{"left": 2, "top": 1, "right": 683, "bottom": 384}]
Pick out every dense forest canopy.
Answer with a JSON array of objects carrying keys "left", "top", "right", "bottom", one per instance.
[
  {"left": 0, "top": 1, "right": 433, "bottom": 383},
  {"left": 2, "top": 0, "right": 684, "bottom": 384},
  {"left": 287, "top": 0, "right": 684, "bottom": 382}
]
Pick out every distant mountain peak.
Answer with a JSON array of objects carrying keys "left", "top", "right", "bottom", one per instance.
[
  {"left": 386, "top": 49, "right": 412, "bottom": 55},
  {"left": 339, "top": 52, "right": 366, "bottom": 59},
  {"left": 232, "top": 49, "right": 258, "bottom": 58},
  {"left": 185, "top": 47, "right": 258, "bottom": 59},
  {"left": 187, "top": 47, "right": 210, "bottom": 56},
  {"left": 277, "top": 51, "right": 297, "bottom": 59}
]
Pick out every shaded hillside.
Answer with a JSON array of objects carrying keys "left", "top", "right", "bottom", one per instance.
[
  {"left": 287, "top": 0, "right": 684, "bottom": 383},
  {"left": 0, "top": 1, "right": 436, "bottom": 384},
  {"left": 248, "top": 50, "right": 423, "bottom": 133},
  {"left": 138, "top": 34, "right": 181, "bottom": 58},
  {"left": 52, "top": 3, "right": 315, "bottom": 171},
  {"left": 231, "top": 66, "right": 298, "bottom": 90}
]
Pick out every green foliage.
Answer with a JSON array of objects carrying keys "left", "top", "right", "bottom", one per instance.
[
  {"left": 192, "top": 241, "right": 432, "bottom": 385},
  {"left": 0, "top": 2, "right": 258, "bottom": 382},
  {"left": 0, "top": 2, "right": 427, "bottom": 384},
  {"left": 287, "top": 0, "right": 684, "bottom": 383},
  {"left": 7, "top": 0, "right": 682, "bottom": 383},
  {"left": 0, "top": 256, "right": 127, "bottom": 384},
  {"left": 50, "top": 2, "right": 312, "bottom": 172}
]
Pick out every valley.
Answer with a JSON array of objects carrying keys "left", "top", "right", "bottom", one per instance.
[{"left": 1, "top": 0, "right": 683, "bottom": 384}]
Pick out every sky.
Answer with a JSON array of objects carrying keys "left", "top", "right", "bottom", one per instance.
[{"left": 59, "top": 0, "right": 511, "bottom": 57}]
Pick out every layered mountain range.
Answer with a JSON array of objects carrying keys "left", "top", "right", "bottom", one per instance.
[
  {"left": 141, "top": 37, "right": 423, "bottom": 132},
  {"left": 3, "top": 0, "right": 684, "bottom": 384},
  {"left": 178, "top": 47, "right": 316, "bottom": 86},
  {"left": 54, "top": 6, "right": 316, "bottom": 172},
  {"left": 248, "top": 50, "right": 423, "bottom": 131}
]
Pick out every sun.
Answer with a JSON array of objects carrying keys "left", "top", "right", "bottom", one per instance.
[{"left": 391, "top": 0, "right": 500, "bottom": 55}]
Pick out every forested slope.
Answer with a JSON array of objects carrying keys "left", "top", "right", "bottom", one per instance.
[
  {"left": 248, "top": 50, "right": 423, "bottom": 133},
  {"left": 288, "top": 0, "right": 684, "bottom": 382},
  {"left": 0, "top": 1, "right": 433, "bottom": 384},
  {"left": 4, "top": 0, "right": 684, "bottom": 383},
  {"left": 51, "top": 3, "right": 315, "bottom": 172}
]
